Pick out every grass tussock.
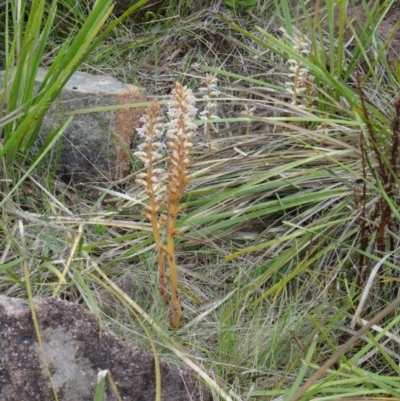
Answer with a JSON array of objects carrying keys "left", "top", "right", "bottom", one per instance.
[{"left": 3, "top": 0, "right": 400, "bottom": 400}]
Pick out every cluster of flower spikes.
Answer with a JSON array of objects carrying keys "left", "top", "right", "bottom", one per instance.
[{"left": 134, "top": 82, "right": 198, "bottom": 328}]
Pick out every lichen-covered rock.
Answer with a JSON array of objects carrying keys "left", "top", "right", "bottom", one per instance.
[{"left": 0, "top": 296, "right": 212, "bottom": 401}]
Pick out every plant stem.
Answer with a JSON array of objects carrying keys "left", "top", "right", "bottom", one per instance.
[
  {"left": 148, "top": 188, "right": 167, "bottom": 301},
  {"left": 164, "top": 203, "right": 181, "bottom": 328}
]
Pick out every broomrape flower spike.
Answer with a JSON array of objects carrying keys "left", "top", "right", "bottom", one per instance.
[
  {"left": 164, "top": 82, "right": 197, "bottom": 328},
  {"left": 199, "top": 73, "right": 219, "bottom": 154},
  {"left": 280, "top": 28, "right": 314, "bottom": 108},
  {"left": 134, "top": 100, "right": 168, "bottom": 301}
]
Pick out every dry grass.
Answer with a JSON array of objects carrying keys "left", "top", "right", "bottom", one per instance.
[{"left": 3, "top": 0, "right": 400, "bottom": 399}]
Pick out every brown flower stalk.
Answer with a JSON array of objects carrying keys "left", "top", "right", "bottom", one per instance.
[
  {"left": 162, "top": 82, "right": 197, "bottom": 328},
  {"left": 135, "top": 84, "right": 197, "bottom": 329},
  {"left": 134, "top": 100, "right": 167, "bottom": 301}
]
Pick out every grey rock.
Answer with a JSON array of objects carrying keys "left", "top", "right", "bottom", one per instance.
[
  {"left": 0, "top": 295, "right": 212, "bottom": 401},
  {"left": 36, "top": 68, "right": 145, "bottom": 184},
  {"left": 1, "top": 68, "right": 145, "bottom": 184}
]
